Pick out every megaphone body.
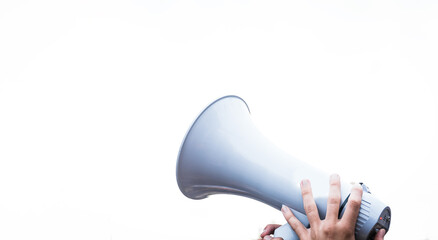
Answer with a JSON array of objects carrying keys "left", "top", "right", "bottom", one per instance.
[{"left": 176, "top": 96, "right": 390, "bottom": 240}]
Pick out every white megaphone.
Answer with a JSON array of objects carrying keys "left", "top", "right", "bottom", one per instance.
[{"left": 176, "top": 96, "right": 390, "bottom": 240}]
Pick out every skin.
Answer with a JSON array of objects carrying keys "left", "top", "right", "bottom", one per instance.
[{"left": 260, "top": 174, "right": 386, "bottom": 240}]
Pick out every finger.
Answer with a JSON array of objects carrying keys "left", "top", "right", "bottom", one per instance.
[
  {"left": 260, "top": 224, "right": 282, "bottom": 237},
  {"left": 281, "top": 204, "right": 308, "bottom": 237},
  {"left": 325, "top": 174, "right": 341, "bottom": 221},
  {"left": 262, "top": 236, "right": 284, "bottom": 240},
  {"left": 300, "top": 179, "right": 320, "bottom": 226},
  {"left": 374, "top": 229, "right": 385, "bottom": 240},
  {"left": 340, "top": 183, "right": 363, "bottom": 228}
]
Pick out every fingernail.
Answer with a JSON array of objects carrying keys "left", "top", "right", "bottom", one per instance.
[
  {"left": 301, "top": 179, "right": 309, "bottom": 187},
  {"left": 330, "top": 174, "right": 340, "bottom": 182},
  {"left": 281, "top": 204, "right": 289, "bottom": 213},
  {"left": 352, "top": 183, "right": 362, "bottom": 190}
]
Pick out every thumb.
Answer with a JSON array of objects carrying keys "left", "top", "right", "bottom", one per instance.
[
  {"left": 263, "top": 236, "right": 283, "bottom": 240},
  {"left": 374, "top": 229, "right": 386, "bottom": 240}
]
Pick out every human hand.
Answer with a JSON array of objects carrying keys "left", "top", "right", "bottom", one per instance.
[
  {"left": 374, "top": 229, "right": 385, "bottom": 240},
  {"left": 259, "top": 224, "right": 283, "bottom": 240},
  {"left": 279, "top": 174, "right": 385, "bottom": 240},
  {"left": 259, "top": 224, "right": 385, "bottom": 240}
]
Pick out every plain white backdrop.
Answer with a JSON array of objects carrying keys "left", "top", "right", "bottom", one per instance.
[{"left": 1, "top": 1, "right": 437, "bottom": 239}]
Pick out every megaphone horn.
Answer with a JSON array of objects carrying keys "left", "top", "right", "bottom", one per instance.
[{"left": 176, "top": 95, "right": 390, "bottom": 240}]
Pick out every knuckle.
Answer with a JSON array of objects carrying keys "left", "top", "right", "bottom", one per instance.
[
  {"left": 327, "top": 196, "right": 340, "bottom": 205},
  {"left": 322, "top": 224, "right": 335, "bottom": 236},
  {"left": 351, "top": 184, "right": 363, "bottom": 195},
  {"left": 304, "top": 204, "right": 315, "bottom": 215},
  {"left": 329, "top": 179, "right": 340, "bottom": 187},
  {"left": 322, "top": 225, "right": 331, "bottom": 234},
  {"left": 301, "top": 188, "right": 312, "bottom": 196},
  {"left": 288, "top": 215, "right": 302, "bottom": 225},
  {"left": 349, "top": 198, "right": 362, "bottom": 209},
  {"left": 341, "top": 225, "right": 355, "bottom": 237},
  {"left": 339, "top": 224, "right": 352, "bottom": 233},
  {"left": 264, "top": 225, "right": 273, "bottom": 232},
  {"left": 288, "top": 217, "right": 299, "bottom": 228}
]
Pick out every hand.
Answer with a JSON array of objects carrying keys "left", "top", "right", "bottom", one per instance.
[
  {"left": 279, "top": 174, "right": 385, "bottom": 240},
  {"left": 259, "top": 224, "right": 282, "bottom": 240},
  {"left": 259, "top": 224, "right": 385, "bottom": 240},
  {"left": 260, "top": 224, "right": 283, "bottom": 240},
  {"left": 374, "top": 229, "right": 385, "bottom": 240}
]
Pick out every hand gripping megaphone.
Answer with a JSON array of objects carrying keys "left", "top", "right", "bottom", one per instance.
[{"left": 176, "top": 96, "right": 391, "bottom": 240}]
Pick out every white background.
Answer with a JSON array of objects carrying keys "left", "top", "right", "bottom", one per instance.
[{"left": 1, "top": 1, "right": 437, "bottom": 239}]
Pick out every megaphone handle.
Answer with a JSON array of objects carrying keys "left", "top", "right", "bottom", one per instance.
[{"left": 273, "top": 223, "right": 300, "bottom": 240}]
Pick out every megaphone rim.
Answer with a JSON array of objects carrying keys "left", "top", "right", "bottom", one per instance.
[{"left": 175, "top": 95, "right": 250, "bottom": 199}]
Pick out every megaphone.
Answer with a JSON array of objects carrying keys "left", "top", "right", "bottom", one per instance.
[{"left": 176, "top": 96, "right": 391, "bottom": 240}]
